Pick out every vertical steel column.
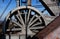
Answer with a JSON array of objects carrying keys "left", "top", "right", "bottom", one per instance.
[
  {"left": 19, "top": 35, "right": 20, "bottom": 39},
  {"left": 27, "top": 0, "right": 31, "bottom": 6},
  {"left": 26, "top": 0, "right": 31, "bottom": 39},
  {"left": 9, "top": 33, "right": 11, "bottom": 39},
  {"left": 2, "top": 18, "right": 6, "bottom": 39},
  {"left": 9, "top": 29, "right": 12, "bottom": 39}
]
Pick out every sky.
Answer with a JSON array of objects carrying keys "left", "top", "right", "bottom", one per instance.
[
  {"left": 0, "top": 0, "right": 49, "bottom": 21},
  {"left": 0, "top": 0, "right": 16, "bottom": 21}
]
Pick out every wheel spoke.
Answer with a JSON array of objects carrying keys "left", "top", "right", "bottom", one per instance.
[
  {"left": 24, "top": 11, "right": 27, "bottom": 23},
  {"left": 30, "top": 22, "right": 41, "bottom": 27},
  {"left": 11, "top": 19, "right": 22, "bottom": 28},
  {"left": 27, "top": 9, "right": 31, "bottom": 22},
  {"left": 8, "top": 21, "right": 15, "bottom": 29},
  {"left": 30, "top": 26, "right": 45, "bottom": 29},
  {"left": 29, "top": 15, "right": 42, "bottom": 27},
  {"left": 14, "top": 15, "right": 23, "bottom": 25},
  {"left": 28, "top": 17, "right": 39, "bottom": 27},
  {"left": 28, "top": 15, "right": 36, "bottom": 26},
  {"left": 7, "top": 28, "right": 22, "bottom": 31},
  {"left": 38, "top": 16, "right": 42, "bottom": 24},
  {"left": 18, "top": 10, "right": 25, "bottom": 26}
]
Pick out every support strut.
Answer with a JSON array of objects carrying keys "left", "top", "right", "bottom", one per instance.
[{"left": 39, "top": 0, "right": 55, "bottom": 16}]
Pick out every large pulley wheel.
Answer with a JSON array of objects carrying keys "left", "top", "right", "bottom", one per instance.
[{"left": 5, "top": 6, "right": 45, "bottom": 37}]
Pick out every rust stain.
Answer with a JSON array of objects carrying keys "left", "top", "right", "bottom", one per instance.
[
  {"left": 56, "top": 37, "right": 60, "bottom": 39},
  {"left": 44, "top": 27, "right": 60, "bottom": 39},
  {"left": 36, "top": 16, "right": 60, "bottom": 39}
]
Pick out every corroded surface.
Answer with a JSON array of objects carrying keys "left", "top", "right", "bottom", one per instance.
[
  {"left": 36, "top": 16, "right": 60, "bottom": 39},
  {"left": 44, "top": 26, "right": 60, "bottom": 39},
  {"left": 43, "top": 0, "right": 60, "bottom": 16}
]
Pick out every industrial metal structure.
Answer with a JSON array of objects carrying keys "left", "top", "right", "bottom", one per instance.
[{"left": 0, "top": 0, "right": 60, "bottom": 39}]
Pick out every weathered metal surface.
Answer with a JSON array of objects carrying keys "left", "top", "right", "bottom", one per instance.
[
  {"left": 5, "top": 6, "right": 45, "bottom": 39},
  {"left": 44, "top": 26, "right": 60, "bottom": 39},
  {"left": 27, "top": 0, "right": 31, "bottom": 6},
  {"left": 36, "top": 16, "right": 60, "bottom": 39},
  {"left": 42, "top": 15, "right": 56, "bottom": 25},
  {"left": 0, "top": 0, "right": 60, "bottom": 39},
  {"left": 39, "top": 0, "right": 55, "bottom": 16},
  {"left": 42, "top": 0, "right": 60, "bottom": 16}
]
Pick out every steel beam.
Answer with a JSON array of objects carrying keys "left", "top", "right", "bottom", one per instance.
[
  {"left": 27, "top": 0, "right": 31, "bottom": 6},
  {"left": 34, "top": 16, "right": 60, "bottom": 39},
  {"left": 39, "top": 0, "right": 55, "bottom": 16}
]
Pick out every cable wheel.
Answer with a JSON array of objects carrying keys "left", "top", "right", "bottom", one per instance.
[{"left": 5, "top": 6, "right": 45, "bottom": 38}]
